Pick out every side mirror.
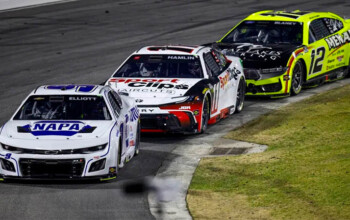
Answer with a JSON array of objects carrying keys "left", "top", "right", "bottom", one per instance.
[
  {"left": 209, "top": 76, "right": 220, "bottom": 84},
  {"left": 302, "top": 45, "right": 309, "bottom": 53}
]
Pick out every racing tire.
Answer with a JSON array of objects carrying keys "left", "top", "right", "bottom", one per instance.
[
  {"left": 346, "top": 58, "right": 350, "bottom": 78},
  {"left": 117, "top": 138, "right": 122, "bottom": 170},
  {"left": 235, "top": 77, "right": 246, "bottom": 113},
  {"left": 134, "top": 121, "right": 141, "bottom": 156},
  {"left": 291, "top": 60, "right": 304, "bottom": 96},
  {"left": 200, "top": 96, "right": 210, "bottom": 133}
]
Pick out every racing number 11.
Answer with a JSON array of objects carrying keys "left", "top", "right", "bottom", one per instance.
[{"left": 309, "top": 47, "right": 325, "bottom": 75}]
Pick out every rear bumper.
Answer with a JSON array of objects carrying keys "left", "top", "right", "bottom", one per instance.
[{"left": 140, "top": 112, "right": 197, "bottom": 133}]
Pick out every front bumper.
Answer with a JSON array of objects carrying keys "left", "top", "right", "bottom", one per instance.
[
  {"left": 0, "top": 150, "right": 116, "bottom": 180},
  {"left": 245, "top": 73, "right": 291, "bottom": 97}
]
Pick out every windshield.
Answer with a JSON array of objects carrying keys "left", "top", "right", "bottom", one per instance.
[
  {"left": 221, "top": 21, "right": 303, "bottom": 45},
  {"left": 113, "top": 55, "right": 203, "bottom": 78},
  {"left": 14, "top": 95, "right": 111, "bottom": 120}
]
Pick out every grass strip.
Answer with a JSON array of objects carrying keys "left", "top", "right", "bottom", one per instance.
[{"left": 188, "top": 84, "right": 350, "bottom": 219}]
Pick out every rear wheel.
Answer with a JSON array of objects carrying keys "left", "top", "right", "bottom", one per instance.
[
  {"left": 235, "top": 77, "right": 246, "bottom": 113},
  {"left": 200, "top": 96, "right": 210, "bottom": 133},
  {"left": 291, "top": 60, "right": 304, "bottom": 96}
]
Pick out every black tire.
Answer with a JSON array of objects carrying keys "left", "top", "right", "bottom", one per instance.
[
  {"left": 291, "top": 60, "right": 305, "bottom": 96},
  {"left": 200, "top": 96, "right": 210, "bottom": 133},
  {"left": 134, "top": 121, "right": 141, "bottom": 156},
  {"left": 117, "top": 138, "right": 122, "bottom": 170},
  {"left": 346, "top": 58, "right": 350, "bottom": 78},
  {"left": 235, "top": 77, "right": 246, "bottom": 113}
]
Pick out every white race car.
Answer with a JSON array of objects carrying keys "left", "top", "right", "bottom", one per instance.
[
  {"left": 0, "top": 84, "right": 140, "bottom": 181},
  {"left": 106, "top": 45, "right": 245, "bottom": 133}
]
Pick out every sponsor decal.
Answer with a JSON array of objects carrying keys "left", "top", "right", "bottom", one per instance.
[
  {"left": 46, "top": 85, "right": 97, "bottom": 93},
  {"left": 110, "top": 78, "right": 179, "bottom": 83},
  {"left": 324, "top": 18, "right": 344, "bottom": 34},
  {"left": 337, "top": 55, "right": 344, "bottom": 62},
  {"left": 228, "top": 67, "right": 240, "bottom": 80},
  {"left": 193, "top": 110, "right": 200, "bottom": 116},
  {"left": 336, "top": 62, "right": 345, "bottom": 67},
  {"left": 129, "top": 140, "right": 135, "bottom": 146},
  {"left": 283, "top": 75, "right": 290, "bottom": 81},
  {"left": 232, "top": 44, "right": 282, "bottom": 60},
  {"left": 327, "top": 65, "right": 335, "bottom": 70},
  {"left": 110, "top": 78, "right": 189, "bottom": 92},
  {"left": 274, "top": 21, "right": 299, "bottom": 25},
  {"left": 328, "top": 59, "right": 335, "bottom": 63},
  {"left": 324, "top": 30, "right": 350, "bottom": 50},
  {"left": 109, "top": 167, "right": 117, "bottom": 174},
  {"left": 20, "top": 121, "right": 93, "bottom": 136},
  {"left": 5, "top": 153, "right": 12, "bottom": 159},
  {"left": 135, "top": 99, "right": 143, "bottom": 103},
  {"left": 167, "top": 55, "right": 195, "bottom": 60},
  {"left": 130, "top": 107, "right": 140, "bottom": 122},
  {"left": 118, "top": 88, "right": 175, "bottom": 94},
  {"left": 180, "top": 106, "right": 191, "bottom": 110},
  {"left": 140, "top": 108, "right": 156, "bottom": 113},
  {"left": 69, "top": 96, "right": 97, "bottom": 101},
  {"left": 219, "top": 72, "right": 230, "bottom": 88}
]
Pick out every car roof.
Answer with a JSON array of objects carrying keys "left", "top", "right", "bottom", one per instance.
[
  {"left": 30, "top": 84, "right": 110, "bottom": 96},
  {"left": 134, "top": 45, "right": 208, "bottom": 56},
  {"left": 246, "top": 10, "right": 343, "bottom": 22}
]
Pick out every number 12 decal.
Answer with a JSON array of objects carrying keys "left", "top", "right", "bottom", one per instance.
[{"left": 309, "top": 47, "right": 325, "bottom": 75}]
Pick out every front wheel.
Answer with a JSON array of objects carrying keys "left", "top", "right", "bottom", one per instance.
[
  {"left": 291, "top": 60, "right": 305, "bottom": 96},
  {"left": 117, "top": 138, "right": 122, "bottom": 170},
  {"left": 346, "top": 58, "right": 350, "bottom": 78},
  {"left": 134, "top": 121, "right": 141, "bottom": 156},
  {"left": 235, "top": 77, "right": 246, "bottom": 113},
  {"left": 200, "top": 96, "right": 210, "bottom": 133}
]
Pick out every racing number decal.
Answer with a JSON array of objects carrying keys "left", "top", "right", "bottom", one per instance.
[
  {"left": 309, "top": 47, "right": 326, "bottom": 75},
  {"left": 211, "top": 84, "right": 220, "bottom": 114}
]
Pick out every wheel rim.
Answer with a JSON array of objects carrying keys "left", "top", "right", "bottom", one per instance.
[
  {"left": 292, "top": 62, "right": 302, "bottom": 93},
  {"left": 201, "top": 98, "right": 209, "bottom": 131},
  {"left": 236, "top": 79, "right": 245, "bottom": 111}
]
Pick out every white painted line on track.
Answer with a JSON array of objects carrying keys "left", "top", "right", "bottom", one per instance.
[{"left": 0, "top": 0, "right": 76, "bottom": 12}]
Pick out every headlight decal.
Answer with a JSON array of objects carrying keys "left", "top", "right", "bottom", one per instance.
[
  {"left": 84, "top": 159, "right": 93, "bottom": 176},
  {"left": 100, "top": 121, "right": 118, "bottom": 158}
]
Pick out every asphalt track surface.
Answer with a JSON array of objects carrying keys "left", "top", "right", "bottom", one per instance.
[{"left": 0, "top": 0, "right": 348, "bottom": 219}]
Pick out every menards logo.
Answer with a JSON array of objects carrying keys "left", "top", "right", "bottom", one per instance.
[{"left": 325, "top": 30, "right": 350, "bottom": 50}]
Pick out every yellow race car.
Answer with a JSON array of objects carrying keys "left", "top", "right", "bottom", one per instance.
[{"left": 215, "top": 10, "right": 350, "bottom": 97}]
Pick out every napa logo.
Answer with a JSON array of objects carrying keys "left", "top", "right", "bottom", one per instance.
[{"left": 21, "top": 121, "right": 93, "bottom": 136}]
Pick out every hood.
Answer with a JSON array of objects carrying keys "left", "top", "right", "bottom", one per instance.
[
  {"left": 108, "top": 78, "right": 203, "bottom": 105},
  {"left": 1, "top": 120, "right": 114, "bottom": 142},
  {"left": 215, "top": 42, "right": 300, "bottom": 68}
]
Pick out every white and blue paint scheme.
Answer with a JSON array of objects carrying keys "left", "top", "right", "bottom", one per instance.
[{"left": 0, "top": 84, "right": 140, "bottom": 181}]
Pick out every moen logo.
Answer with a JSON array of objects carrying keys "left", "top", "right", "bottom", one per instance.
[{"left": 22, "top": 121, "right": 91, "bottom": 136}]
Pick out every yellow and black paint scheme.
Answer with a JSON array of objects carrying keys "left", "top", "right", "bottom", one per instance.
[{"left": 216, "top": 10, "right": 350, "bottom": 97}]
